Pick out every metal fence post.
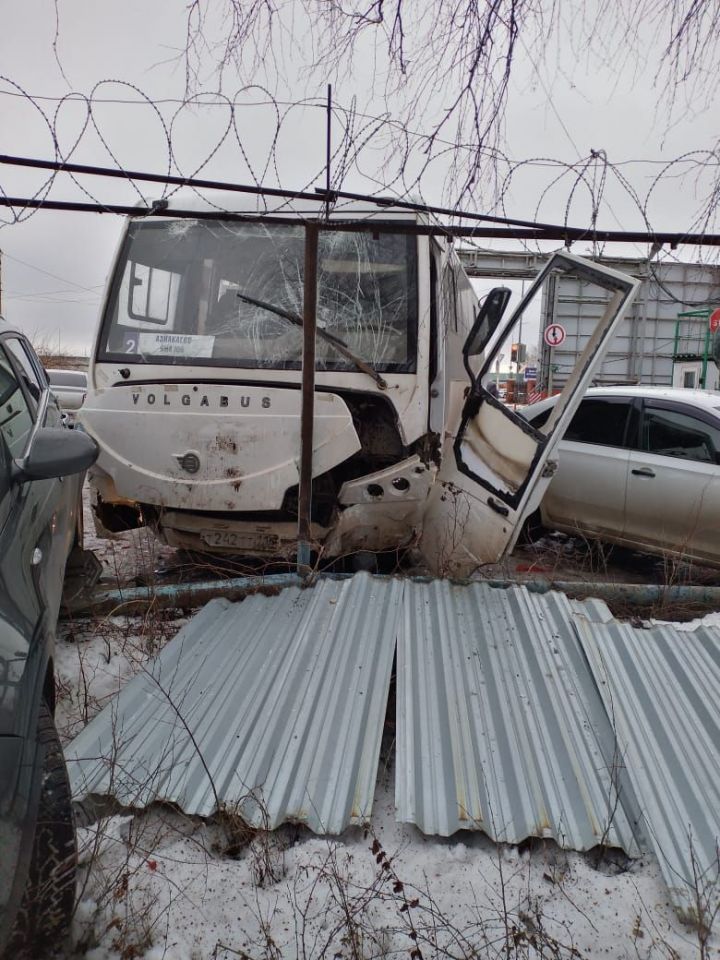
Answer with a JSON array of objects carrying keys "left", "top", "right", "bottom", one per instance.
[{"left": 297, "top": 223, "right": 319, "bottom": 573}]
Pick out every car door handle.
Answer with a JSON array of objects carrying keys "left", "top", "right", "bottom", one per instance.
[
  {"left": 487, "top": 496, "right": 509, "bottom": 516},
  {"left": 631, "top": 467, "right": 656, "bottom": 478}
]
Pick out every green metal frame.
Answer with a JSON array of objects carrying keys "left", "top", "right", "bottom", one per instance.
[{"left": 674, "top": 309, "right": 713, "bottom": 388}]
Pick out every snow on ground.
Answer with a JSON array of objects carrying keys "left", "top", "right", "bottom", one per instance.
[
  {"left": 652, "top": 611, "right": 720, "bottom": 632},
  {"left": 55, "top": 506, "right": 719, "bottom": 959},
  {"left": 55, "top": 612, "right": 188, "bottom": 746},
  {"left": 65, "top": 774, "right": 701, "bottom": 960}
]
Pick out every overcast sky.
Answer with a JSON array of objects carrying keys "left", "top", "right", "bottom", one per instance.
[{"left": 0, "top": 1, "right": 717, "bottom": 353}]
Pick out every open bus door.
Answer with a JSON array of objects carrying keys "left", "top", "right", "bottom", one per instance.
[{"left": 421, "top": 252, "right": 640, "bottom": 578}]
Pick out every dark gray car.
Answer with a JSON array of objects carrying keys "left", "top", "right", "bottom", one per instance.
[{"left": 0, "top": 322, "right": 98, "bottom": 958}]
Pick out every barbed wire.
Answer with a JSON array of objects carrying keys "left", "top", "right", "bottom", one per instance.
[
  {"left": 0, "top": 80, "right": 716, "bottom": 221},
  {"left": 6, "top": 152, "right": 720, "bottom": 257},
  {"left": 0, "top": 85, "right": 713, "bottom": 165},
  {"left": 1, "top": 71, "right": 720, "bottom": 312}
]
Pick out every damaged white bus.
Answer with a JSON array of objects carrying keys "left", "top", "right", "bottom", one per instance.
[{"left": 79, "top": 197, "right": 639, "bottom": 576}]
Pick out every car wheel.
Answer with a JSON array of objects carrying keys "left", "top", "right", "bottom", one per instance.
[{"left": 7, "top": 702, "right": 76, "bottom": 959}]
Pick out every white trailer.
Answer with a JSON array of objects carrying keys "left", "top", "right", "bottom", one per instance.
[{"left": 80, "top": 198, "right": 639, "bottom": 576}]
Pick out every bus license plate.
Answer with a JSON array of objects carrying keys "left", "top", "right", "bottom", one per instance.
[{"left": 201, "top": 530, "right": 279, "bottom": 551}]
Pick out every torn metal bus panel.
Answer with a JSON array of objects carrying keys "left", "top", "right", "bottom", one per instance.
[
  {"left": 394, "top": 579, "right": 644, "bottom": 853},
  {"left": 79, "top": 198, "right": 639, "bottom": 573},
  {"left": 66, "top": 576, "right": 399, "bottom": 833},
  {"left": 573, "top": 601, "right": 720, "bottom": 924},
  {"left": 419, "top": 253, "right": 640, "bottom": 577}
]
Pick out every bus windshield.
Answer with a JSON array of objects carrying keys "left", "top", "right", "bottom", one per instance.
[{"left": 99, "top": 220, "right": 418, "bottom": 373}]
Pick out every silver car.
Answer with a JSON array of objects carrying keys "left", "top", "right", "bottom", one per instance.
[
  {"left": 45, "top": 368, "right": 87, "bottom": 421},
  {"left": 523, "top": 386, "right": 720, "bottom": 568}
]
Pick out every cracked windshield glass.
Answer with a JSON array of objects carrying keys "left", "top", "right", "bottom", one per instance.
[{"left": 100, "top": 220, "right": 417, "bottom": 372}]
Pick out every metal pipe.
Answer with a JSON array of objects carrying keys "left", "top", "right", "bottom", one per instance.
[
  {"left": 64, "top": 567, "right": 720, "bottom": 620},
  {"left": 0, "top": 153, "right": 566, "bottom": 233},
  {"left": 2, "top": 193, "right": 720, "bottom": 246},
  {"left": 325, "top": 85, "right": 332, "bottom": 221},
  {"left": 0, "top": 153, "right": 324, "bottom": 204},
  {"left": 297, "top": 223, "right": 319, "bottom": 572},
  {"left": 65, "top": 573, "right": 305, "bottom": 617},
  {"left": 484, "top": 578, "right": 720, "bottom": 607}
]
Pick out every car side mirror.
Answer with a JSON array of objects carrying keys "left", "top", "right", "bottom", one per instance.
[
  {"left": 462, "top": 286, "right": 511, "bottom": 386},
  {"left": 11, "top": 428, "right": 98, "bottom": 484}
]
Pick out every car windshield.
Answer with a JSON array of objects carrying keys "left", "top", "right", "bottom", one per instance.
[{"left": 99, "top": 220, "right": 418, "bottom": 373}]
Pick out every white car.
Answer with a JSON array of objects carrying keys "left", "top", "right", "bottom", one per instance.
[
  {"left": 523, "top": 386, "right": 720, "bottom": 568},
  {"left": 46, "top": 368, "right": 87, "bottom": 419}
]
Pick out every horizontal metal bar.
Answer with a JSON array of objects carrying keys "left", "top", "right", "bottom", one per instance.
[
  {"left": 0, "top": 153, "right": 322, "bottom": 203},
  {"left": 65, "top": 573, "right": 307, "bottom": 616},
  {"left": 0, "top": 153, "right": 558, "bottom": 231},
  {"left": 65, "top": 566, "right": 720, "bottom": 620},
  {"left": 485, "top": 578, "right": 720, "bottom": 606},
  {"left": 2, "top": 195, "right": 719, "bottom": 245}
]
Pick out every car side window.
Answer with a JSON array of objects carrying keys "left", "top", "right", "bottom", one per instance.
[
  {"left": 0, "top": 346, "right": 34, "bottom": 458},
  {"left": 643, "top": 404, "right": 720, "bottom": 463},
  {"left": 4, "top": 337, "right": 45, "bottom": 416},
  {"left": 528, "top": 407, "right": 552, "bottom": 430},
  {"left": 564, "top": 398, "right": 634, "bottom": 447}
]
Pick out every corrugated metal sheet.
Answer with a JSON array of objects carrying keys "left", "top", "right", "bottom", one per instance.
[
  {"left": 573, "top": 603, "right": 720, "bottom": 921},
  {"left": 395, "top": 580, "right": 644, "bottom": 852},
  {"left": 67, "top": 573, "right": 720, "bottom": 921},
  {"left": 66, "top": 576, "right": 399, "bottom": 833}
]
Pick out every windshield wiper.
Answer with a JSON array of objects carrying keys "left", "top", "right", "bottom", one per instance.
[{"left": 234, "top": 291, "right": 388, "bottom": 390}]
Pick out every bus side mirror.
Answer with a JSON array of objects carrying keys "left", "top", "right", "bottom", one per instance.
[{"left": 462, "top": 286, "right": 511, "bottom": 385}]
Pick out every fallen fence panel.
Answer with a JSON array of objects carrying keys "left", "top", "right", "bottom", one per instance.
[
  {"left": 66, "top": 576, "right": 399, "bottom": 833},
  {"left": 574, "top": 601, "right": 720, "bottom": 924},
  {"left": 395, "top": 580, "right": 644, "bottom": 853},
  {"left": 66, "top": 573, "right": 720, "bottom": 922}
]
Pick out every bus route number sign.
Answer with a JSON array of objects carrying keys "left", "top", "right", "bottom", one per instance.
[{"left": 543, "top": 323, "right": 566, "bottom": 348}]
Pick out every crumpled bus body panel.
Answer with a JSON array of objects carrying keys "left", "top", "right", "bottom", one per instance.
[
  {"left": 81, "top": 382, "right": 360, "bottom": 515},
  {"left": 419, "top": 252, "right": 640, "bottom": 577}
]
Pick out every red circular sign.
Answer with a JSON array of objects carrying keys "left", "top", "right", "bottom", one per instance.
[
  {"left": 710, "top": 308, "right": 720, "bottom": 332},
  {"left": 543, "top": 323, "right": 566, "bottom": 348}
]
